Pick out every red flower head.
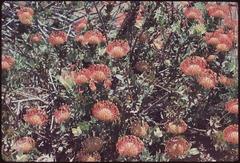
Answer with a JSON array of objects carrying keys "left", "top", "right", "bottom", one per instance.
[
  {"left": 225, "top": 99, "right": 238, "bottom": 115},
  {"left": 180, "top": 56, "right": 207, "bottom": 76},
  {"left": 115, "top": 13, "right": 127, "bottom": 28},
  {"left": 30, "top": 33, "right": 42, "bottom": 43},
  {"left": 91, "top": 100, "right": 120, "bottom": 122},
  {"left": 130, "top": 121, "right": 149, "bottom": 138},
  {"left": 23, "top": 108, "right": 48, "bottom": 126},
  {"left": 76, "top": 150, "right": 101, "bottom": 162},
  {"left": 2, "top": 55, "right": 15, "bottom": 71},
  {"left": 206, "top": 4, "right": 230, "bottom": 18},
  {"left": 106, "top": 40, "right": 130, "bottom": 59},
  {"left": 223, "top": 124, "right": 238, "bottom": 144},
  {"left": 81, "top": 30, "right": 106, "bottom": 45},
  {"left": 218, "top": 74, "right": 236, "bottom": 87},
  {"left": 13, "top": 137, "right": 35, "bottom": 153},
  {"left": 184, "top": 7, "right": 203, "bottom": 23},
  {"left": 165, "top": 119, "right": 188, "bottom": 135},
  {"left": 116, "top": 135, "right": 144, "bottom": 157},
  {"left": 73, "top": 18, "right": 88, "bottom": 33},
  {"left": 73, "top": 68, "right": 91, "bottom": 85},
  {"left": 197, "top": 69, "right": 217, "bottom": 89},
  {"left": 88, "top": 64, "right": 111, "bottom": 82},
  {"left": 17, "top": 7, "right": 34, "bottom": 25},
  {"left": 48, "top": 31, "right": 67, "bottom": 46},
  {"left": 54, "top": 105, "right": 71, "bottom": 124},
  {"left": 165, "top": 137, "right": 190, "bottom": 158}
]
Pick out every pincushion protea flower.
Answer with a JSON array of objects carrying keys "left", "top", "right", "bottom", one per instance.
[
  {"left": 76, "top": 150, "right": 101, "bottom": 162},
  {"left": 165, "top": 119, "right": 187, "bottom": 135},
  {"left": 88, "top": 64, "right": 111, "bottom": 82},
  {"left": 30, "top": 33, "right": 42, "bottom": 43},
  {"left": 225, "top": 99, "right": 238, "bottom": 114},
  {"left": 197, "top": 69, "right": 217, "bottom": 89},
  {"left": 207, "top": 55, "right": 218, "bottom": 62},
  {"left": 206, "top": 4, "right": 230, "bottom": 18},
  {"left": 72, "top": 68, "right": 91, "bottom": 85},
  {"left": 106, "top": 40, "right": 130, "bottom": 58},
  {"left": 116, "top": 135, "right": 144, "bottom": 157},
  {"left": 223, "top": 124, "right": 238, "bottom": 144},
  {"left": 130, "top": 121, "right": 149, "bottom": 137},
  {"left": 2, "top": 55, "right": 15, "bottom": 71},
  {"left": 54, "top": 105, "right": 71, "bottom": 124},
  {"left": 81, "top": 30, "right": 106, "bottom": 45},
  {"left": 17, "top": 7, "right": 34, "bottom": 25},
  {"left": 165, "top": 137, "right": 190, "bottom": 158},
  {"left": 218, "top": 74, "right": 236, "bottom": 87},
  {"left": 13, "top": 137, "right": 35, "bottom": 153},
  {"left": 73, "top": 18, "right": 88, "bottom": 33},
  {"left": 180, "top": 56, "right": 207, "bottom": 76},
  {"left": 184, "top": 7, "right": 204, "bottom": 23},
  {"left": 82, "top": 137, "right": 103, "bottom": 153},
  {"left": 92, "top": 100, "right": 120, "bottom": 122},
  {"left": 48, "top": 31, "right": 67, "bottom": 46},
  {"left": 23, "top": 108, "right": 48, "bottom": 126}
]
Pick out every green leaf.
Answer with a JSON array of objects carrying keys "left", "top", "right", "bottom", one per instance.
[{"left": 189, "top": 148, "right": 200, "bottom": 155}]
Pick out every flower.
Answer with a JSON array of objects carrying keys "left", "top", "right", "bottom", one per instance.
[
  {"left": 81, "top": 30, "right": 106, "bottom": 45},
  {"left": 30, "top": 33, "right": 42, "bottom": 43},
  {"left": 89, "top": 80, "right": 97, "bottom": 91},
  {"left": 103, "top": 79, "right": 112, "bottom": 89},
  {"left": 54, "top": 105, "right": 71, "bottom": 124},
  {"left": 165, "top": 137, "right": 190, "bottom": 158},
  {"left": 184, "top": 7, "right": 203, "bottom": 23},
  {"left": 207, "top": 55, "right": 218, "bottom": 62},
  {"left": 223, "top": 124, "right": 238, "bottom": 144},
  {"left": 165, "top": 119, "right": 187, "bottom": 134},
  {"left": 134, "top": 61, "right": 149, "bottom": 73},
  {"left": 91, "top": 100, "right": 120, "bottom": 122},
  {"left": 48, "top": 31, "right": 67, "bottom": 46},
  {"left": 88, "top": 64, "right": 111, "bottom": 82},
  {"left": 73, "top": 18, "right": 88, "bottom": 33},
  {"left": 75, "top": 35, "right": 84, "bottom": 44},
  {"left": 116, "top": 135, "right": 144, "bottom": 157},
  {"left": 23, "top": 108, "right": 48, "bottom": 126},
  {"left": 72, "top": 69, "right": 91, "bottom": 85},
  {"left": 130, "top": 121, "right": 149, "bottom": 137},
  {"left": 82, "top": 137, "right": 103, "bottom": 153},
  {"left": 115, "top": 13, "right": 127, "bottom": 27},
  {"left": 106, "top": 40, "right": 130, "bottom": 58},
  {"left": 225, "top": 99, "right": 238, "bottom": 114},
  {"left": 17, "top": 7, "right": 34, "bottom": 25},
  {"left": 206, "top": 4, "right": 230, "bottom": 18},
  {"left": 13, "top": 137, "right": 35, "bottom": 153},
  {"left": 76, "top": 151, "right": 101, "bottom": 162},
  {"left": 2, "top": 55, "right": 15, "bottom": 71},
  {"left": 218, "top": 75, "right": 236, "bottom": 87},
  {"left": 180, "top": 56, "right": 207, "bottom": 76},
  {"left": 197, "top": 69, "right": 217, "bottom": 89}
]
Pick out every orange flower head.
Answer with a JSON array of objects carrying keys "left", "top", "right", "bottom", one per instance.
[
  {"left": 2, "top": 55, "right": 15, "bottom": 71},
  {"left": 48, "top": 31, "right": 67, "bottom": 46},
  {"left": 88, "top": 64, "right": 111, "bottom": 82},
  {"left": 165, "top": 137, "right": 190, "bottom": 158},
  {"left": 130, "top": 121, "right": 149, "bottom": 137},
  {"left": 23, "top": 108, "right": 48, "bottom": 126},
  {"left": 17, "top": 7, "right": 34, "bottom": 25},
  {"left": 13, "top": 137, "right": 35, "bottom": 153},
  {"left": 54, "top": 105, "right": 71, "bottom": 124},
  {"left": 30, "top": 33, "right": 42, "bottom": 43},
  {"left": 180, "top": 56, "right": 207, "bottom": 76},
  {"left": 115, "top": 13, "right": 127, "bottom": 27},
  {"left": 116, "top": 135, "right": 144, "bottom": 157},
  {"left": 73, "top": 68, "right": 91, "bottom": 85},
  {"left": 223, "top": 124, "right": 238, "bottom": 144},
  {"left": 103, "top": 79, "right": 112, "bottom": 89},
  {"left": 82, "top": 30, "right": 106, "bottom": 45},
  {"left": 215, "top": 37, "right": 233, "bottom": 52},
  {"left": 184, "top": 7, "right": 203, "bottom": 23},
  {"left": 82, "top": 137, "right": 104, "bottom": 153},
  {"left": 197, "top": 69, "right": 217, "bottom": 89},
  {"left": 92, "top": 100, "right": 120, "bottom": 122},
  {"left": 165, "top": 119, "right": 188, "bottom": 135},
  {"left": 225, "top": 99, "right": 238, "bottom": 114},
  {"left": 106, "top": 40, "right": 130, "bottom": 58},
  {"left": 218, "top": 74, "right": 236, "bottom": 87},
  {"left": 206, "top": 4, "right": 230, "bottom": 18},
  {"left": 207, "top": 55, "right": 218, "bottom": 62},
  {"left": 73, "top": 18, "right": 88, "bottom": 33},
  {"left": 76, "top": 150, "right": 101, "bottom": 162}
]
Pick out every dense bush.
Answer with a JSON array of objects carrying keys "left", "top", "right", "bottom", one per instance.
[{"left": 1, "top": 1, "right": 239, "bottom": 162}]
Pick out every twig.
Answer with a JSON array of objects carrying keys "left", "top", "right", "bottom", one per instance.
[{"left": 49, "top": 69, "right": 57, "bottom": 92}]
